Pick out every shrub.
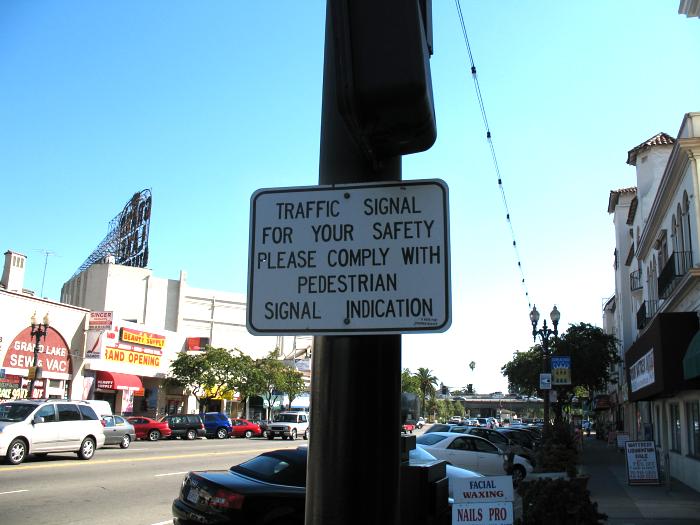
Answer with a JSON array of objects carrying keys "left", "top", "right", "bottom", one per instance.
[
  {"left": 517, "top": 477, "right": 606, "bottom": 525},
  {"left": 535, "top": 421, "right": 579, "bottom": 476}
]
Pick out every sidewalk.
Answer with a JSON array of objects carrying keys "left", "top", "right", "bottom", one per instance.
[{"left": 579, "top": 434, "right": 700, "bottom": 524}]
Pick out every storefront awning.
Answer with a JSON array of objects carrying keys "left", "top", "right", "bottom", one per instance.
[
  {"left": 683, "top": 330, "right": 700, "bottom": 380},
  {"left": 96, "top": 371, "right": 143, "bottom": 391}
]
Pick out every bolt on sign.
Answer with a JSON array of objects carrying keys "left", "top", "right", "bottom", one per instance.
[{"left": 247, "top": 179, "right": 451, "bottom": 335}]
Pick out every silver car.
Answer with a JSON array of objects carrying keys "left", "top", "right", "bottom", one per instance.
[{"left": 101, "top": 415, "right": 136, "bottom": 449}]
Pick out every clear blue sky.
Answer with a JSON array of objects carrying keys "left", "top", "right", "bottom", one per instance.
[{"left": 2, "top": 1, "right": 698, "bottom": 393}]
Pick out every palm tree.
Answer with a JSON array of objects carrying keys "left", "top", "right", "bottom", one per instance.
[{"left": 414, "top": 367, "right": 438, "bottom": 417}]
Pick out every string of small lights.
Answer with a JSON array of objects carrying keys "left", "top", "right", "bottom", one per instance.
[{"left": 454, "top": 0, "right": 532, "bottom": 310}]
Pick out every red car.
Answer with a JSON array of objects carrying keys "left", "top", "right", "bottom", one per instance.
[
  {"left": 231, "top": 418, "right": 262, "bottom": 438},
  {"left": 402, "top": 420, "right": 416, "bottom": 434},
  {"left": 127, "top": 416, "right": 172, "bottom": 441}
]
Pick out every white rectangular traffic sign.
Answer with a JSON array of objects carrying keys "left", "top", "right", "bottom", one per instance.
[
  {"left": 540, "top": 373, "right": 552, "bottom": 390},
  {"left": 247, "top": 179, "right": 451, "bottom": 335}
]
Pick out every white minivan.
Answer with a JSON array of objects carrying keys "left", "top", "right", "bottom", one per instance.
[{"left": 0, "top": 399, "right": 106, "bottom": 465}]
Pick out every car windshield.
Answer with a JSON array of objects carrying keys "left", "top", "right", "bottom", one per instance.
[
  {"left": 232, "top": 451, "right": 306, "bottom": 486},
  {"left": 275, "top": 414, "right": 299, "bottom": 423},
  {"left": 417, "top": 434, "right": 447, "bottom": 446},
  {"left": 0, "top": 403, "right": 37, "bottom": 422}
]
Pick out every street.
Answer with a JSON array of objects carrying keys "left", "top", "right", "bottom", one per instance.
[{"left": 0, "top": 436, "right": 302, "bottom": 525}]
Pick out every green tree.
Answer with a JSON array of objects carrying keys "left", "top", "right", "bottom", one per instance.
[
  {"left": 401, "top": 368, "right": 421, "bottom": 396},
  {"left": 168, "top": 346, "right": 241, "bottom": 412},
  {"left": 256, "top": 349, "right": 286, "bottom": 419},
  {"left": 501, "top": 348, "right": 543, "bottom": 397},
  {"left": 501, "top": 323, "right": 620, "bottom": 420},
  {"left": 278, "top": 366, "right": 306, "bottom": 410},
  {"left": 414, "top": 367, "right": 438, "bottom": 417},
  {"left": 553, "top": 323, "right": 620, "bottom": 411}
]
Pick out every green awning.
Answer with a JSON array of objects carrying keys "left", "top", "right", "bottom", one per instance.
[{"left": 683, "top": 330, "right": 700, "bottom": 380}]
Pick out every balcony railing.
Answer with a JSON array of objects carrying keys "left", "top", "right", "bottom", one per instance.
[
  {"left": 630, "top": 270, "right": 642, "bottom": 291},
  {"left": 658, "top": 251, "right": 693, "bottom": 299},
  {"left": 636, "top": 300, "right": 659, "bottom": 331}
]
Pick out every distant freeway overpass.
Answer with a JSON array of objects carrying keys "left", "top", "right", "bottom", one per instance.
[{"left": 450, "top": 396, "right": 544, "bottom": 418}]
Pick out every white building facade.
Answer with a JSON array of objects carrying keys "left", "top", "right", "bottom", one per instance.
[
  {"left": 59, "top": 261, "right": 310, "bottom": 418},
  {"left": 607, "top": 112, "right": 700, "bottom": 491}
]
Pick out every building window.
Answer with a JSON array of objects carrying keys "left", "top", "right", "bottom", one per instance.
[
  {"left": 670, "top": 403, "right": 681, "bottom": 453},
  {"left": 687, "top": 401, "right": 700, "bottom": 459}
]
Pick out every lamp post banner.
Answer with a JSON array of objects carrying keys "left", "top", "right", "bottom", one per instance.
[{"left": 551, "top": 356, "right": 571, "bottom": 385}]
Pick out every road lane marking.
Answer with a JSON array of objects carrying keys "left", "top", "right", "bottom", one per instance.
[
  {"left": 155, "top": 471, "right": 189, "bottom": 477},
  {"left": 0, "top": 444, "right": 301, "bottom": 472},
  {"left": 150, "top": 521, "right": 172, "bottom": 525},
  {"left": 0, "top": 490, "right": 29, "bottom": 495}
]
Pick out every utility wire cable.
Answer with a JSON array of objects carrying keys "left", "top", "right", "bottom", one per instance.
[{"left": 454, "top": 0, "right": 532, "bottom": 309}]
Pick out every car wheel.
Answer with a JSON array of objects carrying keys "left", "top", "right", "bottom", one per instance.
[
  {"left": 148, "top": 429, "right": 161, "bottom": 441},
  {"left": 216, "top": 427, "right": 228, "bottom": 439},
  {"left": 245, "top": 430, "right": 253, "bottom": 439},
  {"left": 303, "top": 429, "right": 309, "bottom": 440},
  {"left": 267, "top": 434, "right": 274, "bottom": 440},
  {"left": 120, "top": 434, "right": 131, "bottom": 449},
  {"left": 512, "top": 465, "right": 526, "bottom": 484},
  {"left": 290, "top": 429, "right": 297, "bottom": 440},
  {"left": 263, "top": 430, "right": 269, "bottom": 438},
  {"left": 6, "top": 439, "right": 27, "bottom": 465},
  {"left": 78, "top": 437, "right": 96, "bottom": 460},
  {"left": 186, "top": 429, "right": 197, "bottom": 440}
]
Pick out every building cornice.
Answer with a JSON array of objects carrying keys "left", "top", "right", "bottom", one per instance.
[{"left": 637, "top": 136, "right": 700, "bottom": 258}]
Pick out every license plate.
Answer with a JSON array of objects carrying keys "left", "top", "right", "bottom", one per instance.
[{"left": 187, "top": 487, "right": 199, "bottom": 504}]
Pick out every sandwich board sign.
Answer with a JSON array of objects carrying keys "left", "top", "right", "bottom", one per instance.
[
  {"left": 452, "top": 476, "right": 513, "bottom": 525},
  {"left": 247, "top": 179, "right": 451, "bottom": 335}
]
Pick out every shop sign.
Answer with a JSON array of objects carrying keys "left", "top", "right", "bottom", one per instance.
[
  {"left": 2, "top": 326, "right": 72, "bottom": 379},
  {"left": 630, "top": 349, "right": 655, "bottom": 392},
  {"left": 625, "top": 440, "right": 660, "bottom": 485},
  {"left": 89, "top": 311, "right": 113, "bottom": 331},
  {"left": 452, "top": 477, "right": 513, "bottom": 525},
  {"left": 551, "top": 356, "right": 571, "bottom": 385},
  {"left": 186, "top": 337, "right": 209, "bottom": 351},
  {"left": 104, "top": 347, "right": 161, "bottom": 367},
  {"left": 247, "top": 179, "right": 451, "bottom": 335},
  {"left": 0, "top": 374, "right": 21, "bottom": 389},
  {"left": 120, "top": 327, "right": 165, "bottom": 349}
]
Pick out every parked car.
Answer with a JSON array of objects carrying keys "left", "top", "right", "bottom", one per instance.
[
  {"left": 172, "top": 445, "right": 481, "bottom": 525},
  {"left": 203, "top": 412, "right": 232, "bottom": 439},
  {"left": 267, "top": 412, "right": 309, "bottom": 440},
  {"left": 424, "top": 423, "right": 463, "bottom": 434},
  {"left": 101, "top": 414, "right": 136, "bottom": 449},
  {"left": 0, "top": 399, "right": 105, "bottom": 465},
  {"left": 402, "top": 420, "right": 416, "bottom": 433},
  {"left": 257, "top": 419, "right": 273, "bottom": 439},
  {"left": 127, "top": 416, "right": 172, "bottom": 441},
  {"left": 448, "top": 416, "right": 463, "bottom": 424},
  {"left": 416, "top": 432, "right": 533, "bottom": 483},
  {"left": 416, "top": 417, "right": 426, "bottom": 429},
  {"left": 465, "top": 427, "right": 535, "bottom": 466},
  {"left": 172, "top": 447, "right": 307, "bottom": 525},
  {"left": 497, "top": 428, "right": 537, "bottom": 451},
  {"left": 160, "top": 414, "right": 206, "bottom": 440},
  {"left": 231, "top": 418, "right": 261, "bottom": 438}
]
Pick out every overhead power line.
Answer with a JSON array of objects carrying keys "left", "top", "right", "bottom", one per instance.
[{"left": 454, "top": 0, "right": 532, "bottom": 310}]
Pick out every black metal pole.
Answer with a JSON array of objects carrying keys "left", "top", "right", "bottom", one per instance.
[
  {"left": 305, "top": 4, "right": 402, "bottom": 524},
  {"left": 28, "top": 322, "right": 45, "bottom": 399},
  {"left": 542, "top": 336, "right": 550, "bottom": 431}
]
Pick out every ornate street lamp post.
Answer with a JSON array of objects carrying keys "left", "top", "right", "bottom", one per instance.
[
  {"left": 529, "top": 305, "right": 560, "bottom": 433},
  {"left": 28, "top": 312, "right": 50, "bottom": 399}
]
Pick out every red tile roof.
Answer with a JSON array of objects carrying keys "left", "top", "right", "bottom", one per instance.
[
  {"left": 626, "top": 132, "right": 675, "bottom": 166},
  {"left": 608, "top": 187, "right": 636, "bottom": 213}
]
